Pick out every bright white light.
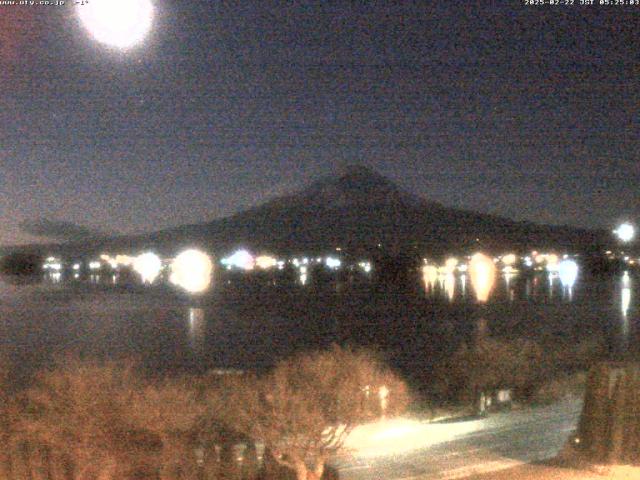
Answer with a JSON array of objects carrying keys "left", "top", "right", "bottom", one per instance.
[
  {"left": 469, "top": 253, "right": 497, "bottom": 303},
  {"left": 89, "top": 261, "right": 101, "bottom": 270},
  {"left": 325, "top": 257, "right": 341, "bottom": 269},
  {"left": 72, "top": 263, "right": 80, "bottom": 271},
  {"left": 170, "top": 249, "right": 213, "bottom": 293},
  {"left": 133, "top": 252, "right": 162, "bottom": 284},
  {"left": 558, "top": 260, "right": 579, "bottom": 289},
  {"left": 77, "top": 0, "right": 153, "bottom": 49},
  {"left": 344, "top": 416, "right": 483, "bottom": 458},
  {"left": 615, "top": 223, "right": 635, "bottom": 243},
  {"left": 221, "top": 249, "right": 254, "bottom": 271}
]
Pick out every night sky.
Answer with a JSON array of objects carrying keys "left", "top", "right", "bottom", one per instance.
[{"left": 1, "top": 2, "right": 638, "bottom": 246}]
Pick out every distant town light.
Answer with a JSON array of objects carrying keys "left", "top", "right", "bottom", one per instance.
[
  {"left": 501, "top": 253, "right": 517, "bottom": 266},
  {"left": 255, "top": 255, "right": 277, "bottom": 270},
  {"left": 358, "top": 261, "right": 372, "bottom": 273},
  {"left": 325, "top": 257, "right": 341, "bottom": 269},
  {"left": 115, "top": 254, "right": 133, "bottom": 266},
  {"left": 221, "top": 249, "right": 255, "bottom": 271},
  {"left": 133, "top": 252, "right": 162, "bottom": 284},
  {"left": 614, "top": 223, "right": 635, "bottom": 243},
  {"left": 170, "top": 249, "right": 213, "bottom": 293}
]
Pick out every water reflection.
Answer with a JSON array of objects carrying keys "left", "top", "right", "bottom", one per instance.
[
  {"left": 422, "top": 266, "right": 438, "bottom": 294},
  {"left": 617, "top": 272, "right": 632, "bottom": 357},
  {"left": 443, "top": 273, "right": 455, "bottom": 302},
  {"left": 622, "top": 276, "right": 631, "bottom": 318},
  {"left": 187, "top": 307, "right": 205, "bottom": 356},
  {"left": 504, "top": 272, "right": 516, "bottom": 302},
  {"left": 559, "top": 260, "right": 578, "bottom": 301},
  {"left": 548, "top": 273, "right": 556, "bottom": 299}
]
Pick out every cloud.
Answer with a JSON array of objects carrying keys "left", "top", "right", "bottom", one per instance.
[{"left": 19, "top": 219, "right": 107, "bottom": 242}]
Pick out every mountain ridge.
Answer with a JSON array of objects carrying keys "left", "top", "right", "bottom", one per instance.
[{"left": 1, "top": 166, "right": 608, "bottom": 257}]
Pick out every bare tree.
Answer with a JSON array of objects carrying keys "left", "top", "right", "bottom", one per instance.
[
  {"left": 127, "top": 376, "right": 208, "bottom": 480},
  {"left": 215, "top": 345, "right": 409, "bottom": 480},
  {"left": 19, "top": 357, "right": 158, "bottom": 480},
  {"left": 442, "top": 337, "right": 543, "bottom": 404}
]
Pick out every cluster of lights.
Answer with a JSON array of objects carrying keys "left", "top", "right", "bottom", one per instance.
[
  {"left": 100, "top": 253, "right": 134, "bottom": 269},
  {"left": 358, "top": 261, "right": 372, "bottom": 273},
  {"left": 43, "top": 257, "right": 62, "bottom": 271}
]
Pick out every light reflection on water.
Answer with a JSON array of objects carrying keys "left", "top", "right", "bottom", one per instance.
[
  {"left": 187, "top": 307, "right": 205, "bottom": 356},
  {"left": 420, "top": 270, "right": 638, "bottom": 355},
  {"left": 0, "top": 268, "right": 638, "bottom": 376}
]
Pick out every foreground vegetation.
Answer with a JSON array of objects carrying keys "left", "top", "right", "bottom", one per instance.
[
  {"left": 0, "top": 330, "right": 603, "bottom": 480},
  {"left": 0, "top": 346, "right": 408, "bottom": 480}
]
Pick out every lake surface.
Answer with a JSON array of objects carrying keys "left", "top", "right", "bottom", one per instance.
[{"left": 0, "top": 268, "right": 637, "bottom": 387}]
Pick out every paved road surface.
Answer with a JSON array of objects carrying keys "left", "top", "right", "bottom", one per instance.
[{"left": 334, "top": 398, "right": 582, "bottom": 480}]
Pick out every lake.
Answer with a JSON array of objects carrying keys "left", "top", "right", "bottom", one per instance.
[{"left": 0, "top": 267, "right": 637, "bottom": 389}]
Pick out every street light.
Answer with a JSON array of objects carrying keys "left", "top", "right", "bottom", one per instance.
[
  {"left": 170, "top": 249, "right": 214, "bottom": 294},
  {"left": 133, "top": 252, "right": 162, "bottom": 284},
  {"left": 614, "top": 223, "right": 635, "bottom": 243}
]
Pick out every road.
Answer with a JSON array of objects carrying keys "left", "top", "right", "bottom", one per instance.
[{"left": 333, "top": 398, "right": 582, "bottom": 480}]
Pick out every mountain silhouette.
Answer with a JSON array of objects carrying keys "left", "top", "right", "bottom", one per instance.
[{"left": 2, "top": 165, "right": 607, "bottom": 258}]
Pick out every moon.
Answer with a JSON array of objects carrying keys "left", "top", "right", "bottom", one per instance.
[{"left": 77, "top": 0, "right": 154, "bottom": 49}]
